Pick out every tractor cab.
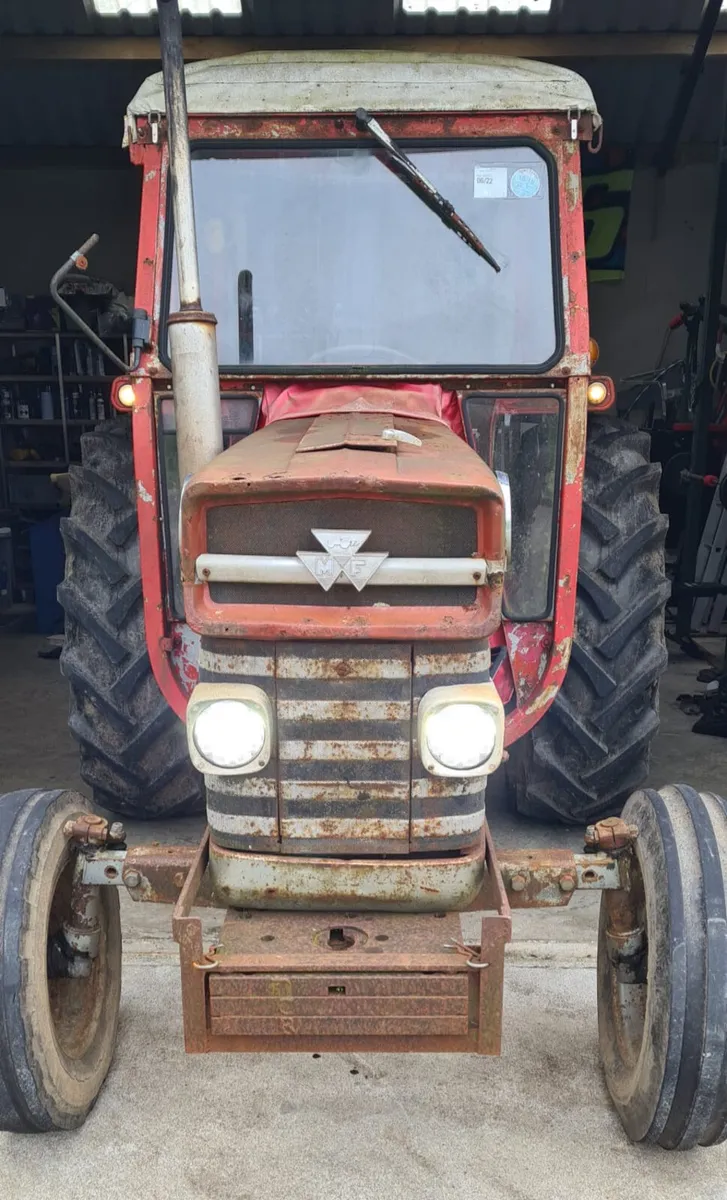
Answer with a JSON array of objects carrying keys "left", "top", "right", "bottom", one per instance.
[{"left": 113, "top": 55, "right": 610, "bottom": 895}]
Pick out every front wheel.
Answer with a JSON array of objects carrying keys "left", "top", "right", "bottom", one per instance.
[
  {"left": 0, "top": 789, "right": 121, "bottom": 1132},
  {"left": 598, "top": 785, "right": 727, "bottom": 1149}
]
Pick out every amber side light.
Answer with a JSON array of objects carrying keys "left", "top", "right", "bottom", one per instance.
[{"left": 589, "top": 338, "right": 600, "bottom": 366}]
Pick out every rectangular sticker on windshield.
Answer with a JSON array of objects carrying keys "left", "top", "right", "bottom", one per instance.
[{"left": 473, "top": 166, "right": 508, "bottom": 199}]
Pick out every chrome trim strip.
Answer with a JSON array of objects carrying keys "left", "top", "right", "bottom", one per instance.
[{"left": 196, "top": 552, "right": 499, "bottom": 586}]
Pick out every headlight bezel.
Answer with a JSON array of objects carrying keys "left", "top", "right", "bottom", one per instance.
[
  {"left": 186, "top": 682, "right": 273, "bottom": 776},
  {"left": 418, "top": 682, "right": 505, "bottom": 778}
]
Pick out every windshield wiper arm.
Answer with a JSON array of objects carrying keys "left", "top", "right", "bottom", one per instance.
[{"left": 354, "top": 108, "right": 501, "bottom": 274}]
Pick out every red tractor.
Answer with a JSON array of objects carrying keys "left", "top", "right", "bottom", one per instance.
[{"left": 1, "top": 4, "right": 726, "bottom": 1150}]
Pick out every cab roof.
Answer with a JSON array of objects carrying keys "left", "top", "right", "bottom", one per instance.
[{"left": 126, "top": 49, "right": 601, "bottom": 127}]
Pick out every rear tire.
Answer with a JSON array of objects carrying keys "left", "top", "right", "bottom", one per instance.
[
  {"left": 0, "top": 789, "right": 121, "bottom": 1132},
  {"left": 59, "top": 421, "right": 204, "bottom": 820},
  {"left": 598, "top": 785, "right": 727, "bottom": 1148},
  {"left": 508, "top": 418, "right": 669, "bottom": 823}
]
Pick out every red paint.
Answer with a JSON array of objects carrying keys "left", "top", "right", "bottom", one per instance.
[
  {"left": 261, "top": 381, "right": 465, "bottom": 436},
  {"left": 130, "top": 376, "right": 187, "bottom": 720},
  {"left": 182, "top": 410, "right": 504, "bottom": 641},
  {"left": 128, "top": 108, "right": 591, "bottom": 736}
]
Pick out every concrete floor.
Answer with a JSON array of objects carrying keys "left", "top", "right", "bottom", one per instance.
[{"left": 1, "top": 632, "right": 727, "bottom": 1195}]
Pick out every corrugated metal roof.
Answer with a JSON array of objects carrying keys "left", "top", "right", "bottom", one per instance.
[{"left": 1, "top": 0, "right": 726, "bottom": 37}]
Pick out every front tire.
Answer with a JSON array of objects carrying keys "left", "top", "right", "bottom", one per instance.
[
  {"left": 0, "top": 789, "right": 121, "bottom": 1132},
  {"left": 508, "top": 418, "right": 669, "bottom": 823},
  {"left": 598, "top": 785, "right": 727, "bottom": 1148}
]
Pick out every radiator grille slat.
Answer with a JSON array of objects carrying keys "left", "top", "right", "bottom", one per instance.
[{"left": 201, "top": 638, "right": 490, "bottom": 855}]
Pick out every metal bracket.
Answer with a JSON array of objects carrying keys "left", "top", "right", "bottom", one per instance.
[
  {"left": 498, "top": 850, "right": 620, "bottom": 907},
  {"left": 149, "top": 111, "right": 161, "bottom": 144},
  {"left": 82, "top": 849, "right": 128, "bottom": 887},
  {"left": 567, "top": 107, "right": 581, "bottom": 141}
]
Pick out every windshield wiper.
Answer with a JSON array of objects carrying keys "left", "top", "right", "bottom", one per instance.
[{"left": 354, "top": 108, "right": 501, "bottom": 274}]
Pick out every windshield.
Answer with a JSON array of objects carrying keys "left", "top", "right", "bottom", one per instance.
[{"left": 169, "top": 142, "right": 559, "bottom": 370}]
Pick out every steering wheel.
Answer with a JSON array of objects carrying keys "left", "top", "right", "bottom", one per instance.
[{"left": 308, "top": 344, "right": 417, "bottom": 365}]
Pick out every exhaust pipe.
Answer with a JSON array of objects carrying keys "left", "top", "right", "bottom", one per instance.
[{"left": 157, "top": 0, "right": 223, "bottom": 481}]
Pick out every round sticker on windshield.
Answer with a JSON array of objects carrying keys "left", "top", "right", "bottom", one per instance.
[{"left": 510, "top": 168, "right": 541, "bottom": 199}]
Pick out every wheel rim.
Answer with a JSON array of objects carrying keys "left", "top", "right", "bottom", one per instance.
[
  {"left": 45, "top": 856, "right": 110, "bottom": 1065},
  {"left": 602, "top": 855, "right": 650, "bottom": 1085}
]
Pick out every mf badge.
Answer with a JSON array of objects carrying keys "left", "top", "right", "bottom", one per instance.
[{"left": 297, "top": 530, "right": 388, "bottom": 592}]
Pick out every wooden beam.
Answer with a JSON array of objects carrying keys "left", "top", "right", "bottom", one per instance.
[{"left": 2, "top": 32, "right": 727, "bottom": 62}]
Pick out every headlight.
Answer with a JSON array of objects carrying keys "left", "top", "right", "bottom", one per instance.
[
  {"left": 186, "top": 684, "right": 273, "bottom": 775},
  {"left": 424, "top": 703, "right": 497, "bottom": 771},
  {"left": 193, "top": 700, "right": 266, "bottom": 769},
  {"left": 418, "top": 683, "right": 504, "bottom": 777}
]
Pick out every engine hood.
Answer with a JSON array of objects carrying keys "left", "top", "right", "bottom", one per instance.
[{"left": 183, "top": 409, "right": 501, "bottom": 505}]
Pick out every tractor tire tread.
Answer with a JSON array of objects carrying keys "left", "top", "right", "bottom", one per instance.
[
  {"left": 59, "top": 421, "right": 203, "bottom": 820},
  {"left": 508, "top": 417, "right": 668, "bottom": 823}
]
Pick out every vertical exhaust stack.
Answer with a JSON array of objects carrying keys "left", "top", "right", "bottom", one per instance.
[{"left": 157, "top": 0, "right": 223, "bottom": 481}]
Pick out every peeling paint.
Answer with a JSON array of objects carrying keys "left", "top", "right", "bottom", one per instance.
[
  {"left": 565, "top": 171, "right": 580, "bottom": 212},
  {"left": 564, "top": 384, "right": 587, "bottom": 486},
  {"left": 137, "top": 480, "right": 153, "bottom": 505}
]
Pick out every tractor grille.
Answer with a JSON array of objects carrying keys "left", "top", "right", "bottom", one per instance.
[
  {"left": 200, "top": 637, "right": 490, "bottom": 857},
  {"left": 205, "top": 499, "right": 478, "bottom": 607}
]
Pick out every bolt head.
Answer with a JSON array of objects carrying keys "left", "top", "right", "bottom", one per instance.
[
  {"left": 559, "top": 874, "right": 576, "bottom": 893},
  {"left": 109, "top": 822, "right": 126, "bottom": 843},
  {"left": 124, "top": 870, "right": 142, "bottom": 889},
  {"left": 510, "top": 873, "right": 528, "bottom": 893}
]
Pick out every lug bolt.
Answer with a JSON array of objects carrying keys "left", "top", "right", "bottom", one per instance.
[
  {"left": 559, "top": 873, "right": 576, "bottom": 893},
  {"left": 510, "top": 873, "right": 527, "bottom": 893},
  {"left": 125, "top": 870, "right": 142, "bottom": 889}
]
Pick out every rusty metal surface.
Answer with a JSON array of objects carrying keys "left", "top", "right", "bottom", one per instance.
[
  {"left": 213, "top": 908, "right": 473, "bottom": 972},
  {"left": 601, "top": 852, "right": 646, "bottom": 978},
  {"left": 208, "top": 837, "right": 485, "bottom": 912},
  {"left": 208, "top": 971, "right": 470, "bottom": 1039},
  {"left": 498, "top": 849, "right": 619, "bottom": 907},
  {"left": 584, "top": 816, "right": 640, "bottom": 852},
  {"left": 122, "top": 843, "right": 214, "bottom": 905},
  {"left": 182, "top": 412, "right": 504, "bottom": 643},
  {"left": 173, "top": 822, "right": 511, "bottom": 1055},
  {"left": 201, "top": 638, "right": 494, "bottom": 859},
  {"left": 63, "top": 812, "right": 125, "bottom": 847},
  {"left": 173, "top": 829, "right": 211, "bottom": 1053}
]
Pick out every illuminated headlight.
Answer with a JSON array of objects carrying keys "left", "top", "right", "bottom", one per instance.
[
  {"left": 186, "top": 684, "right": 273, "bottom": 775},
  {"left": 418, "top": 683, "right": 504, "bottom": 778}
]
